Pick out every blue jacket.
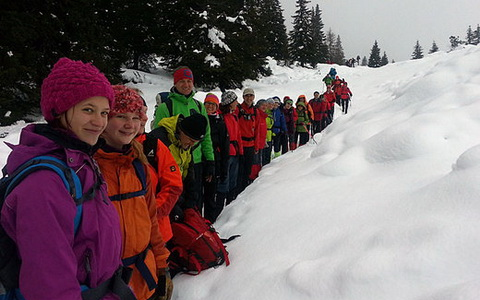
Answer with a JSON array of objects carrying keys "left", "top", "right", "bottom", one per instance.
[{"left": 271, "top": 108, "right": 287, "bottom": 135}]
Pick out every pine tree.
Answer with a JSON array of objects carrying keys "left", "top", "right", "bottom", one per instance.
[
  {"left": 325, "top": 28, "right": 336, "bottom": 63},
  {"left": 466, "top": 25, "right": 475, "bottom": 45},
  {"left": 368, "top": 40, "right": 381, "bottom": 68},
  {"left": 259, "top": 0, "right": 289, "bottom": 61},
  {"left": 330, "top": 35, "right": 345, "bottom": 65},
  {"left": 474, "top": 24, "right": 480, "bottom": 45},
  {"left": 429, "top": 41, "right": 439, "bottom": 54},
  {"left": 308, "top": 4, "right": 328, "bottom": 66},
  {"left": 411, "top": 40, "right": 424, "bottom": 60},
  {"left": 288, "top": 0, "right": 312, "bottom": 67},
  {"left": 361, "top": 56, "right": 368, "bottom": 66},
  {"left": 380, "top": 51, "right": 389, "bottom": 66},
  {"left": 0, "top": 0, "right": 120, "bottom": 125},
  {"left": 158, "top": 0, "right": 270, "bottom": 89}
]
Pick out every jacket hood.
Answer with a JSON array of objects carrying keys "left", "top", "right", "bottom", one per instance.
[{"left": 158, "top": 115, "right": 182, "bottom": 148}]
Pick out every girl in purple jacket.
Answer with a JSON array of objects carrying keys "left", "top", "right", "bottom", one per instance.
[{"left": 1, "top": 58, "right": 134, "bottom": 300}]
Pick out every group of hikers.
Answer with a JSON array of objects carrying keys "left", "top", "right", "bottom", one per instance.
[{"left": 0, "top": 58, "right": 353, "bottom": 300}]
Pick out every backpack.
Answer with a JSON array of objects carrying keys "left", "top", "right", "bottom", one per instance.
[
  {"left": 0, "top": 156, "right": 84, "bottom": 300},
  {"left": 151, "top": 92, "right": 203, "bottom": 129},
  {"left": 168, "top": 208, "right": 235, "bottom": 276}
]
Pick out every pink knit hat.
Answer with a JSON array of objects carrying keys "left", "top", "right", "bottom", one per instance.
[
  {"left": 41, "top": 57, "right": 115, "bottom": 122},
  {"left": 110, "top": 85, "right": 147, "bottom": 120}
]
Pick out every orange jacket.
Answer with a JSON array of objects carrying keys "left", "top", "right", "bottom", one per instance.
[
  {"left": 94, "top": 145, "right": 169, "bottom": 300},
  {"left": 136, "top": 134, "right": 183, "bottom": 242}
]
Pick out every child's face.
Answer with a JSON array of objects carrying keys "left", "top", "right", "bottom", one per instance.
[
  {"left": 102, "top": 112, "right": 141, "bottom": 149},
  {"left": 60, "top": 96, "right": 110, "bottom": 145}
]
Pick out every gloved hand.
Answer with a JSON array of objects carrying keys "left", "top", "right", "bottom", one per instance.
[
  {"left": 149, "top": 269, "right": 173, "bottom": 300},
  {"left": 204, "top": 161, "right": 215, "bottom": 183}
]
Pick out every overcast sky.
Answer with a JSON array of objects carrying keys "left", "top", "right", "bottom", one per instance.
[{"left": 280, "top": 0, "right": 480, "bottom": 62}]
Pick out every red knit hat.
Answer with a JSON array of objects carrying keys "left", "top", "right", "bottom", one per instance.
[
  {"left": 110, "top": 85, "right": 147, "bottom": 120},
  {"left": 41, "top": 57, "right": 114, "bottom": 122},
  {"left": 204, "top": 93, "right": 219, "bottom": 107},
  {"left": 173, "top": 67, "right": 194, "bottom": 84}
]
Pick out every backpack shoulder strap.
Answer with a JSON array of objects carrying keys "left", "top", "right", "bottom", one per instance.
[
  {"left": 4, "top": 156, "right": 84, "bottom": 234},
  {"left": 193, "top": 98, "right": 203, "bottom": 112},
  {"left": 109, "top": 158, "right": 147, "bottom": 202},
  {"left": 154, "top": 92, "right": 173, "bottom": 117}
]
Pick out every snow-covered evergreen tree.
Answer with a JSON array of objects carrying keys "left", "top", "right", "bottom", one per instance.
[
  {"left": 330, "top": 35, "right": 345, "bottom": 65},
  {"left": 288, "top": 0, "right": 312, "bottom": 67},
  {"left": 258, "top": 0, "right": 289, "bottom": 61},
  {"left": 411, "top": 40, "right": 424, "bottom": 60},
  {"left": 466, "top": 25, "right": 475, "bottom": 45},
  {"left": 361, "top": 56, "right": 368, "bottom": 66},
  {"left": 159, "top": 0, "right": 270, "bottom": 89},
  {"left": 474, "top": 25, "right": 480, "bottom": 45},
  {"left": 325, "top": 28, "right": 336, "bottom": 63},
  {"left": 429, "top": 41, "right": 439, "bottom": 54},
  {"left": 380, "top": 51, "right": 389, "bottom": 66},
  {"left": 368, "top": 40, "right": 381, "bottom": 68},
  {"left": 308, "top": 4, "right": 328, "bottom": 66}
]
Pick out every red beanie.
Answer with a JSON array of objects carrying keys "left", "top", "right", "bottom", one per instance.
[
  {"left": 110, "top": 85, "right": 147, "bottom": 121},
  {"left": 41, "top": 57, "right": 114, "bottom": 122},
  {"left": 204, "top": 93, "right": 219, "bottom": 106},
  {"left": 173, "top": 67, "right": 194, "bottom": 84}
]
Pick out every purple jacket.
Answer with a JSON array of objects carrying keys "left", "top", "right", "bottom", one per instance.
[{"left": 1, "top": 124, "right": 123, "bottom": 300}]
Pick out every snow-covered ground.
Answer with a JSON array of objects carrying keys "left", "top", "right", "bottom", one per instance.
[{"left": 2, "top": 45, "right": 480, "bottom": 300}]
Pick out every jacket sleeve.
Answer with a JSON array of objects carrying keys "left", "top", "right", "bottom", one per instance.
[
  {"left": 145, "top": 166, "right": 170, "bottom": 269},
  {"left": 200, "top": 104, "right": 215, "bottom": 162},
  {"left": 281, "top": 112, "right": 287, "bottom": 132},
  {"left": 155, "top": 141, "right": 183, "bottom": 216},
  {"left": 1, "top": 172, "right": 83, "bottom": 300},
  {"left": 219, "top": 121, "right": 230, "bottom": 176}
]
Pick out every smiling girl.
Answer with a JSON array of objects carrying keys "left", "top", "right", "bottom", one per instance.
[
  {"left": 1, "top": 57, "right": 134, "bottom": 299},
  {"left": 94, "top": 85, "right": 169, "bottom": 300}
]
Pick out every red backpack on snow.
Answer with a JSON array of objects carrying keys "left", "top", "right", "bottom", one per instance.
[{"left": 168, "top": 208, "right": 238, "bottom": 276}]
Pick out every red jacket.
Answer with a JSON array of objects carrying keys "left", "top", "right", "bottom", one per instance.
[
  {"left": 323, "top": 91, "right": 336, "bottom": 109},
  {"left": 136, "top": 134, "right": 183, "bottom": 242},
  {"left": 340, "top": 86, "right": 353, "bottom": 99},
  {"left": 319, "top": 100, "right": 330, "bottom": 119},
  {"left": 237, "top": 102, "right": 257, "bottom": 149},
  {"left": 223, "top": 111, "right": 243, "bottom": 156},
  {"left": 309, "top": 99, "right": 324, "bottom": 121},
  {"left": 255, "top": 109, "right": 268, "bottom": 151}
]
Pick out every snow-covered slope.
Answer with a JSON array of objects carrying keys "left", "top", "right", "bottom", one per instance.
[{"left": 2, "top": 46, "right": 480, "bottom": 300}]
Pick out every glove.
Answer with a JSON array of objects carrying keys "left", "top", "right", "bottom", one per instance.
[{"left": 149, "top": 269, "right": 173, "bottom": 300}]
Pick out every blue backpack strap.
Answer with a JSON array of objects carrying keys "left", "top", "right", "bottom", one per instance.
[
  {"left": 109, "top": 159, "right": 147, "bottom": 202},
  {"left": 122, "top": 246, "right": 156, "bottom": 291},
  {"left": 5, "top": 156, "right": 84, "bottom": 234}
]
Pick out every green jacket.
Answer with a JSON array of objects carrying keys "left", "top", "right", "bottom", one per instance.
[
  {"left": 152, "top": 89, "right": 214, "bottom": 164},
  {"left": 266, "top": 110, "right": 274, "bottom": 142},
  {"left": 295, "top": 108, "right": 310, "bottom": 133},
  {"left": 157, "top": 115, "right": 193, "bottom": 179}
]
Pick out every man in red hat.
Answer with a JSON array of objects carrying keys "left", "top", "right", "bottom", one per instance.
[{"left": 151, "top": 66, "right": 215, "bottom": 214}]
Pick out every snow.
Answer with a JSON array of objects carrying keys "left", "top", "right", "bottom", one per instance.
[{"left": 2, "top": 46, "right": 480, "bottom": 299}]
